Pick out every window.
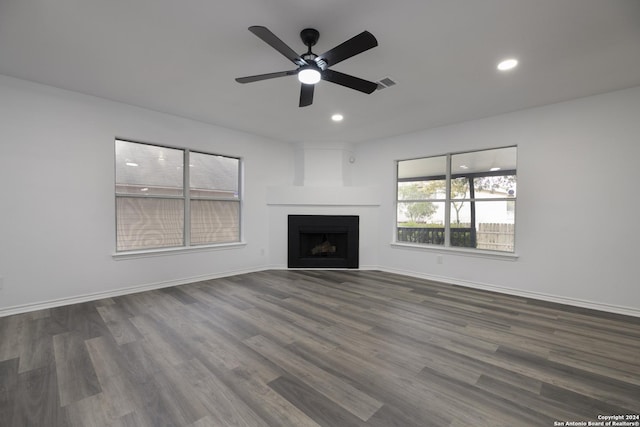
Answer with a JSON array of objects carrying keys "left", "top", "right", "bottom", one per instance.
[
  {"left": 396, "top": 146, "right": 516, "bottom": 253},
  {"left": 115, "top": 140, "right": 241, "bottom": 252}
]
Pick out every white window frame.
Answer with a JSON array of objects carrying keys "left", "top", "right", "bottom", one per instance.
[
  {"left": 113, "top": 139, "right": 244, "bottom": 257},
  {"left": 394, "top": 146, "right": 518, "bottom": 259}
]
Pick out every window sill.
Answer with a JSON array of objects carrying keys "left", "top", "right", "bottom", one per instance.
[
  {"left": 390, "top": 242, "right": 519, "bottom": 261},
  {"left": 112, "top": 241, "right": 247, "bottom": 260}
]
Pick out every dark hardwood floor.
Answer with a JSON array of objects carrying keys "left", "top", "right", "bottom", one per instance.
[{"left": 1, "top": 270, "right": 639, "bottom": 426}]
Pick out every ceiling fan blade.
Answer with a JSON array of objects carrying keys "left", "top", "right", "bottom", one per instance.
[
  {"left": 316, "top": 31, "right": 377, "bottom": 67},
  {"left": 235, "top": 70, "right": 297, "bottom": 83},
  {"left": 248, "top": 26, "right": 307, "bottom": 66},
  {"left": 299, "top": 83, "right": 314, "bottom": 107},
  {"left": 321, "top": 69, "right": 378, "bottom": 94}
]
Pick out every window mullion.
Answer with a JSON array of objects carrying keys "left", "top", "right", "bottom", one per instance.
[
  {"left": 398, "top": 198, "right": 444, "bottom": 203},
  {"left": 184, "top": 149, "right": 191, "bottom": 247},
  {"left": 395, "top": 161, "right": 400, "bottom": 243},
  {"left": 468, "top": 176, "right": 477, "bottom": 248},
  {"left": 115, "top": 194, "right": 184, "bottom": 200},
  {"left": 444, "top": 154, "right": 452, "bottom": 247}
]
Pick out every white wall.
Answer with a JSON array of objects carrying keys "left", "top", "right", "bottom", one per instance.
[
  {"left": 0, "top": 75, "right": 293, "bottom": 313},
  {"left": 353, "top": 86, "right": 640, "bottom": 315}
]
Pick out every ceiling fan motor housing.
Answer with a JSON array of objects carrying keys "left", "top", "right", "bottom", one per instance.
[{"left": 300, "top": 28, "right": 320, "bottom": 48}]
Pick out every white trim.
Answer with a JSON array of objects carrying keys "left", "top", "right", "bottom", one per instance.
[
  {"left": 390, "top": 242, "right": 519, "bottom": 261},
  {"left": 373, "top": 265, "right": 640, "bottom": 318},
  {"left": 3, "top": 266, "right": 638, "bottom": 319},
  {"left": 257, "top": 265, "right": 639, "bottom": 318},
  {"left": 112, "top": 241, "right": 247, "bottom": 260},
  {"left": 0, "top": 266, "right": 267, "bottom": 318}
]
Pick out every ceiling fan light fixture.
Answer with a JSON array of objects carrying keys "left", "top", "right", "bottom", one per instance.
[
  {"left": 497, "top": 58, "right": 518, "bottom": 71},
  {"left": 298, "top": 67, "right": 321, "bottom": 85}
]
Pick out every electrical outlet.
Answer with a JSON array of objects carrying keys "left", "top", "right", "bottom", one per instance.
[{"left": 436, "top": 255, "right": 443, "bottom": 264}]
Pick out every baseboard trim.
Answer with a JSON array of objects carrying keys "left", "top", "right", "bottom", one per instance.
[
  {"left": 0, "top": 266, "right": 270, "bottom": 318},
  {"left": 371, "top": 265, "right": 640, "bottom": 318},
  {"left": 3, "top": 265, "right": 639, "bottom": 319}
]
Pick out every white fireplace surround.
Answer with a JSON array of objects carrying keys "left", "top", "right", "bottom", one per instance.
[{"left": 267, "top": 142, "right": 381, "bottom": 206}]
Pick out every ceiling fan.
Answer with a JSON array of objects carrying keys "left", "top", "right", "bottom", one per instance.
[{"left": 235, "top": 26, "right": 378, "bottom": 107}]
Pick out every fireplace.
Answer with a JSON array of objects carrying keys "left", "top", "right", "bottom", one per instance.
[{"left": 288, "top": 215, "right": 359, "bottom": 268}]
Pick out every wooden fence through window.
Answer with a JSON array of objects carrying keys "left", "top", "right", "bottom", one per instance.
[
  {"left": 398, "top": 223, "right": 514, "bottom": 252},
  {"left": 476, "top": 223, "right": 514, "bottom": 252}
]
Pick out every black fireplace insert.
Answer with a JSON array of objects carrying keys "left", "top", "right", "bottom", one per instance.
[{"left": 288, "top": 215, "right": 359, "bottom": 268}]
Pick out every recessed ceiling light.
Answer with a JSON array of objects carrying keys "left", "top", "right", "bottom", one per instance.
[
  {"left": 125, "top": 162, "right": 139, "bottom": 167},
  {"left": 331, "top": 114, "right": 344, "bottom": 122},
  {"left": 140, "top": 188, "right": 148, "bottom": 192},
  {"left": 490, "top": 167, "right": 502, "bottom": 171},
  {"left": 497, "top": 58, "right": 518, "bottom": 71},
  {"left": 459, "top": 165, "right": 469, "bottom": 170}
]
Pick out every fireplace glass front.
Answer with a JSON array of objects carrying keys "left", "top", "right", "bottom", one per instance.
[{"left": 288, "top": 215, "right": 359, "bottom": 268}]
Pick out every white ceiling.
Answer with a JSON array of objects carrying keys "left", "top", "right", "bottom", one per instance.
[{"left": 1, "top": 0, "right": 639, "bottom": 144}]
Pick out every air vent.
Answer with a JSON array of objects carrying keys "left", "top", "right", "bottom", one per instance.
[{"left": 376, "top": 76, "right": 398, "bottom": 91}]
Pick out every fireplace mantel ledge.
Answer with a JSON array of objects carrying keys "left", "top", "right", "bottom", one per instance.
[{"left": 266, "top": 186, "right": 381, "bottom": 206}]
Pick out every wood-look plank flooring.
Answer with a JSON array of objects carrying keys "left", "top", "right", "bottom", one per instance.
[{"left": 1, "top": 270, "right": 639, "bottom": 426}]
